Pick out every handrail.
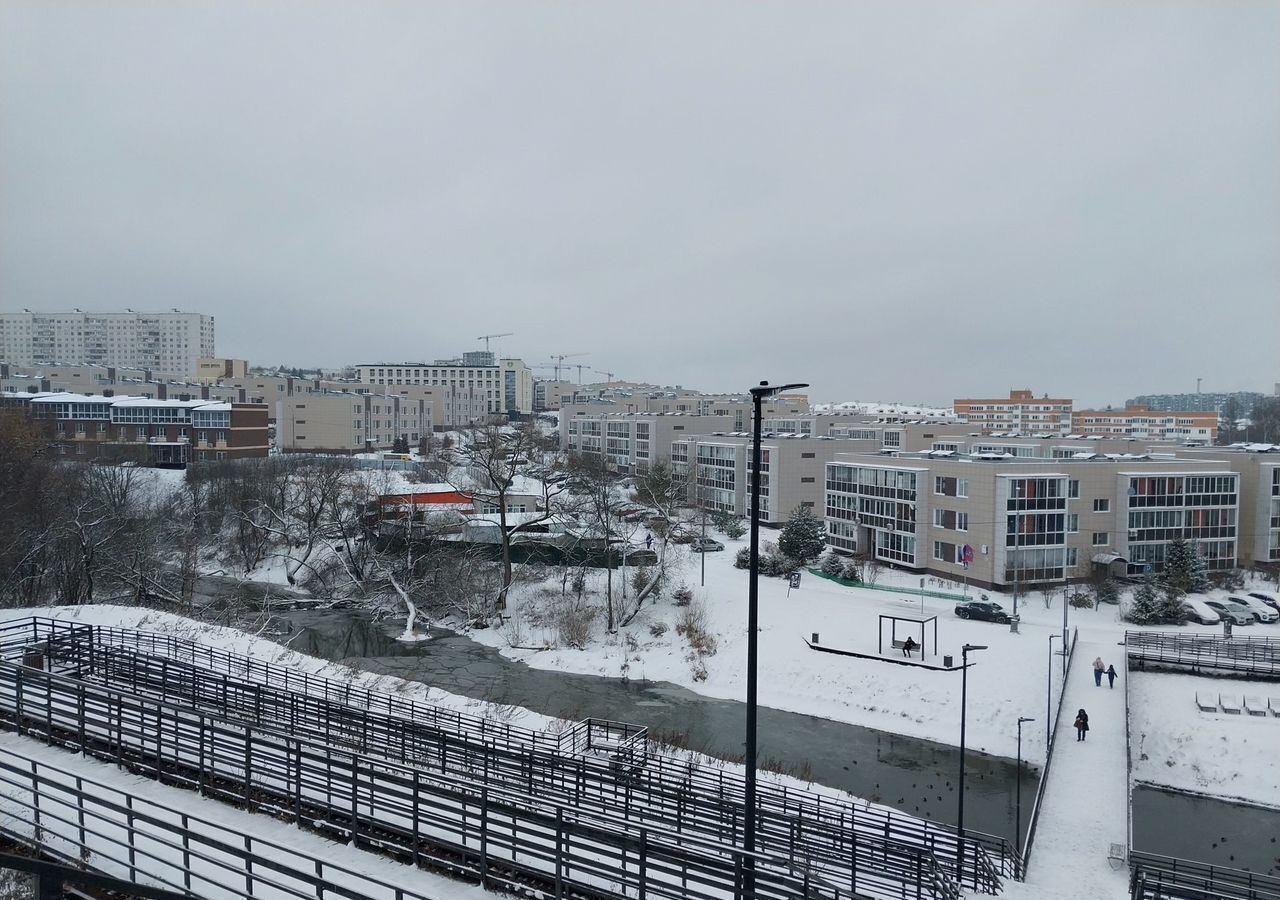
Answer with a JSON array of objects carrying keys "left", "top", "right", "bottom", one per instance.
[
  {"left": 1, "top": 615, "right": 1007, "bottom": 894},
  {"left": 1129, "top": 849, "right": 1280, "bottom": 900},
  {"left": 1020, "top": 625, "right": 1078, "bottom": 873}
]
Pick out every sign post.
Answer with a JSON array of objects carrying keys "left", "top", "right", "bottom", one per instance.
[{"left": 787, "top": 571, "right": 802, "bottom": 598}]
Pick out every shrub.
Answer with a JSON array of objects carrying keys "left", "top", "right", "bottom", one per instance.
[
  {"left": 734, "top": 547, "right": 751, "bottom": 569},
  {"left": 721, "top": 518, "right": 747, "bottom": 540},
  {"left": 778, "top": 506, "right": 827, "bottom": 563},
  {"left": 631, "top": 566, "right": 651, "bottom": 594},
  {"left": 648, "top": 621, "right": 669, "bottom": 638},
  {"left": 1096, "top": 580, "right": 1120, "bottom": 605},
  {"left": 673, "top": 585, "right": 694, "bottom": 606},
  {"left": 1068, "top": 591, "right": 1094, "bottom": 610},
  {"left": 820, "top": 553, "right": 845, "bottom": 578},
  {"left": 841, "top": 560, "right": 864, "bottom": 583}
]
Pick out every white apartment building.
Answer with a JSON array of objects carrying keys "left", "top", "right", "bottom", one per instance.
[
  {"left": 356, "top": 359, "right": 534, "bottom": 415},
  {"left": 277, "top": 392, "right": 434, "bottom": 453},
  {"left": 1, "top": 311, "right": 215, "bottom": 377}
]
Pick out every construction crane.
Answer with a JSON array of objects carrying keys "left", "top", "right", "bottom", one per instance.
[
  {"left": 594, "top": 369, "right": 617, "bottom": 384},
  {"left": 550, "top": 353, "right": 587, "bottom": 381},
  {"left": 477, "top": 332, "right": 513, "bottom": 353}
]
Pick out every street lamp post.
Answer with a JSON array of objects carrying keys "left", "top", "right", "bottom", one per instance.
[
  {"left": 1046, "top": 634, "right": 1059, "bottom": 748},
  {"left": 957, "top": 642, "right": 988, "bottom": 887},
  {"left": 1015, "top": 716, "right": 1035, "bottom": 856},
  {"left": 743, "top": 380, "right": 806, "bottom": 898}
]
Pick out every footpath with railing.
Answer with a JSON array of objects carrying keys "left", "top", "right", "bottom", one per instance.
[
  {"left": 1124, "top": 631, "right": 1280, "bottom": 678},
  {"left": 1018, "top": 627, "right": 1077, "bottom": 870},
  {"left": 0, "top": 616, "right": 1028, "bottom": 900}
]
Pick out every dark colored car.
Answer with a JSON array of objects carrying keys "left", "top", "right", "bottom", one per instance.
[{"left": 954, "top": 600, "right": 1011, "bottom": 624}]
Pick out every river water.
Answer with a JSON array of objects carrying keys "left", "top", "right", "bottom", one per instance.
[{"left": 277, "top": 608, "right": 1035, "bottom": 843}]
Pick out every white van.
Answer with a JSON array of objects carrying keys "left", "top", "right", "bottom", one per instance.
[{"left": 1181, "top": 597, "right": 1221, "bottom": 625}]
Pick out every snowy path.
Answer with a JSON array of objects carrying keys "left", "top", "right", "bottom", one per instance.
[{"left": 1021, "top": 639, "right": 1129, "bottom": 899}]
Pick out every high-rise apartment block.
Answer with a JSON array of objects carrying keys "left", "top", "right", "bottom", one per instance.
[
  {"left": 356, "top": 359, "right": 533, "bottom": 415},
  {"left": 953, "top": 389, "right": 1073, "bottom": 435},
  {"left": 0, "top": 311, "right": 215, "bottom": 377}
]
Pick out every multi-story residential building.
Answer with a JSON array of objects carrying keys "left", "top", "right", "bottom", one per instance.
[
  {"left": 1129, "top": 391, "right": 1265, "bottom": 414},
  {"left": 354, "top": 358, "right": 534, "bottom": 415},
  {"left": 1071, "top": 406, "right": 1216, "bottom": 443},
  {"left": 561, "top": 413, "right": 736, "bottom": 474},
  {"left": 669, "top": 433, "right": 867, "bottom": 525},
  {"left": 277, "top": 392, "right": 431, "bottom": 453},
  {"left": 1, "top": 311, "right": 215, "bottom": 377},
  {"left": 823, "top": 448, "right": 1245, "bottom": 588},
  {"left": 1182, "top": 445, "right": 1280, "bottom": 568},
  {"left": 953, "top": 389, "right": 1073, "bottom": 435},
  {"left": 5, "top": 392, "right": 268, "bottom": 465}
]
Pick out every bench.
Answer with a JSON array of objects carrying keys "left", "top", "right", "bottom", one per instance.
[
  {"left": 1195, "top": 692, "right": 1218, "bottom": 712},
  {"left": 1108, "top": 842, "right": 1127, "bottom": 870},
  {"left": 1271, "top": 698, "right": 1280, "bottom": 718},
  {"left": 1219, "top": 694, "right": 1242, "bottom": 715},
  {"left": 1244, "top": 696, "right": 1267, "bottom": 716},
  {"left": 891, "top": 639, "right": 917, "bottom": 657}
]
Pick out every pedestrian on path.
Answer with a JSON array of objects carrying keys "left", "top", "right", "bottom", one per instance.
[
  {"left": 1106, "top": 664, "right": 1118, "bottom": 689},
  {"left": 1074, "top": 709, "right": 1090, "bottom": 741},
  {"left": 1093, "top": 656, "right": 1105, "bottom": 686},
  {"left": 645, "top": 532, "right": 653, "bottom": 550}
]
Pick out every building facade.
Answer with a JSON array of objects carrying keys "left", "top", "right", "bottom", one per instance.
[
  {"left": 5, "top": 392, "right": 268, "bottom": 465},
  {"left": 1, "top": 311, "right": 215, "bottom": 377},
  {"left": 561, "top": 413, "right": 737, "bottom": 473},
  {"left": 953, "top": 389, "right": 1073, "bottom": 435},
  {"left": 823, "top": 449, "right": 1249, "bottom": 588},
  {"left": 1071, "top": 406, "right": 1216, "bottom": 443},
  {"left": 355, "top": 358, "right": 534, "bottom": 415}
]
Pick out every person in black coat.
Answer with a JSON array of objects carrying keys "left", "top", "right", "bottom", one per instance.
[
  {"left": 1106, "top": 664, "right": 1118, "bottom": 689},
  {"left": 1074, "top": 708, "right": 1090, "bottom": 741}
]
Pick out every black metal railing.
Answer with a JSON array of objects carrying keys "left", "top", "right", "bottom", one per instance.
[
  {"left": 1129, "top": 850, "right": 1280, "bottom": 900},
  {"left": 1125, "top": 631, "right": 1280, "bottom": 678},
  {"left": 0, "top": 650, "right": 903, "bottom": 900},
  {"left": 1, "top": 616, "right": 1016, "bottom": 894},
  {"left": 0, "top": 746, "right": 452, "bottom": 900}
]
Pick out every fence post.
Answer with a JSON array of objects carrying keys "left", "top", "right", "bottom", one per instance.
[
  {"left": 125, "top": 794, "right": 136, "bottom": 880},
  {"left": 639, "top": 828, "right": 648, "bottom": 900},
  {"left": 555, "top": 807, "right": 564, "bottom": 899},
  {"left": 181, "top": 813, "right": 192, "bottom": 892},
  {"left": 244, "top": 834, "right": 253, "bottom": 896},
  {"left": 30, "top": 760, "right": 40, "bottom": 844},
  {"left": 479, "top": 786, "right": 489, "bottom": 887}
]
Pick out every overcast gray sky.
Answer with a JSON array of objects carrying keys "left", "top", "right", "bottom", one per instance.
[{"left": 2, "top": 1, "right": 1276, "bottom": 407}]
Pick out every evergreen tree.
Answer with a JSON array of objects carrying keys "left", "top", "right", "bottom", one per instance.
[
  {"left": 777, "top": 505, "right": 827, "bottom": 563},
  {"left": 1163, "top": 536, "right": 1194, "bottom": 594},
  {"left": 820, "top": 552, "right": 845, "bottom": 578},
  {"left": 1158, "top": 583, "right": 1186, "bottom": 624},
  {"left": 1189, "top": 549, "right": 1210, "bottom": 593},
  {"left": 1127, "top": 576, "right": 1163, "bottom": 625}
]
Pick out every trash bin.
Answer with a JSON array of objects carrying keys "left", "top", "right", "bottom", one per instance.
[
  {"left": 1223, "top": 620, "right": 1233, "bottom": 639},
  {"left": 943, "top": 654, "right": 954, "bottom": 668},
  {"left": 1009, "top": 615, "right": 1020, "bottom": 634}
]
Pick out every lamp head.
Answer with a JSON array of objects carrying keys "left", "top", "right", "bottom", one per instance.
[
  {"left": 962, "top": 643, "right": 988, "bottom": 652},
  {"left": 749, "top": 380, "right": 809, "bottom": 400},
  {"left": 1018, "top": 717, "right": 1036, "bottom": 724}
]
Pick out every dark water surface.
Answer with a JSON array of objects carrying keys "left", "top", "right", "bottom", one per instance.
[
  {"left": 278, "top": 608, "right": 1036, "bottom": 843},
  {"left": 1132, "top": 785, "right": 1280, "bottom": 877}
]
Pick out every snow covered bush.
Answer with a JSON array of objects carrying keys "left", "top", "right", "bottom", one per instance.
[
  {"left": 711, "top": 508, "right": 746, "bottom": 539},
  {"left": 1125, "top": 576, "right": 1164, "bottom": 624},
  {"left": 648, "top": 621, "right": 669, "bottom": 638},
  {"left": 1068, "top": 591, "right": 1094, "bottom": 610},
  {"left": 734, "top": 547, "right": 751, "bottom": 569},
  {"left": 631, "top": 566, "right": 651, "bottom": 595},
  {"left": 820, "top": 553, "right": 846, "bottom": 578},
  {"left": 672, "top": 585, "right": 694, "bottom": 606},
  {"left": 1096, "top": 579, "right": 1120, "bottom": 605},
  {"left": 841, "top": 559, "right": 864, "bottom": 583}
]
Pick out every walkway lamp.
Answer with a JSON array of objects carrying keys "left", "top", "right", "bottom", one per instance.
[
  {"left": 743, "top": 380, "right": 806, "bottom": 898},
  {"left": 958, "top": 642, "right": 988, "bottom": 886},
  {"left": 1015, "top": 716, "right": 1035, "bottom": 856}
]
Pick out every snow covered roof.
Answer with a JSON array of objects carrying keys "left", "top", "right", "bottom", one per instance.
[
  {"left": 109, "top": 397, "right": 217, "bottom": 409},
  {"left": 29, "top": 393, "right": 121, "bottom": 404}
]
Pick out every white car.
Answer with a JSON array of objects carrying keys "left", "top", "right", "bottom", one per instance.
[
  {"left": 1181, "top": 598, "right": 1221, "bottom": 625},
  {"left": 1204, "top": 599, "right": 1256, "bottom": 626},
  {"left": 1246, "top": 591, "right": 1280, "bottom": 613},
  {"left": 1227, "top": 595, "right": 1279, "bottom": 624}
]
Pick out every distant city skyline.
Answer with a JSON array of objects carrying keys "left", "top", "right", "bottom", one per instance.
[{"left": 2, "top": 1, "right": 1276, "bottom": 410}]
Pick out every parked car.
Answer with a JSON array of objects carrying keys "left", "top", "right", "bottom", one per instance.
[
  {"left": 954, "top": 600, "right": 1011, "bottom": 624},
  {"left": 1227, "top": 595, "right": 1279, "bottom": 624},
  {"left": 1203, "top": 599, "right": 1256, "bottom": 626},
  {"left": 1181, "top": 598, "right": 1222, "bottom": 625},
  {"left": 690, "top": 537, "right": 725, "bottom": 552},
  {"left": 1246, "top": 591, "right": 1280, "bottom": 613}
]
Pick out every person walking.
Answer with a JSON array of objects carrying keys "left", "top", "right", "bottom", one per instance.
[
  {"left": 1106, "top": 664, "right": 1118, "bottom": 689},
  {"left": 1074, "top": 709, "right": 1090, "bottom": 741},
  {"left": 1093, "top": 656, "right": 1105, "bottom": 686},
  {"left": 644, "top": 532, "right": 653, "bottom": 550}
]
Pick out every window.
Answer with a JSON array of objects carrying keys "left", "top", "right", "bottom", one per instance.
[
  {"left": 957, "top": 479, "right": 969, "bottom": 498},
  {"left": 801, "top": 452, "right": 815, "bottom": 459},
  {"left": 801, "top": 476, "right": 815, "bottom": 483},
  {"left": 1067, "top": 513, "right": 1079, "bottom": 532},
  {"left": 1068, "top": 479, "right": 1079, "bottom": 498},
  {"left": 1093, "top": 498, "right": 1110, "bottom": 512},
  {"left": 957, "top": 512, "right": 968, "bottom": 531},
  {"left": 1066, "top": 548, "right": 1078, "bottom": 567},
  {"left": 1092, "top": 532, "right": 1109, "bottom": 546}
]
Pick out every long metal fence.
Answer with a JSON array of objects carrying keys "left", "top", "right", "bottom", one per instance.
[
  {"left": 1, "top": 616, "right": 1018, "bottom": 893},
  {"left": 1129, "top": 850, "right": 1280, "bottom": 900},
  {"left": 1124, "top": 631, "right": 1280, "bottom": 678},
  {"left": 1018, "top": 626, "right": 1077, "bottom": 872}
]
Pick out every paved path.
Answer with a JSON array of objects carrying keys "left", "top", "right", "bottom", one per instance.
[{"left": 1021, "top": 639, "right": 1130, "bottom": 899}]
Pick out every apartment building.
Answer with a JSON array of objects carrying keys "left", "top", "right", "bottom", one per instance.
[
  {"left": 1071, "top": 406, "right": 1216, "bottom": 443},
  {"left": 276, "top": 392, "right": 429, "bottom": 453},
  {"left": 1182, "top": 445, "right": 1280, "bottom": 567},
  {"left": 670, "top": 433, "right": 872, "bottom": 525},
  {"left": 1, "top": 311, "right": 215, "bottom": 377},
  {"left": 953, "top": 389, "right": 1073, "bottom": 435},
  {"left": 355, "top": 358, "right": 534, "bottom": 415},
  {"left": 822, "top": 448, "right": 1248, "bottom": 588},
  {"left": 5, "top": 392, "right": 268, "bottom": 466},
  {"left": 196, "top": 358, "right": 250, "bottom": 383},
  {"left": 561, "top": 413, "right": 736, "bottom": 474}
]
